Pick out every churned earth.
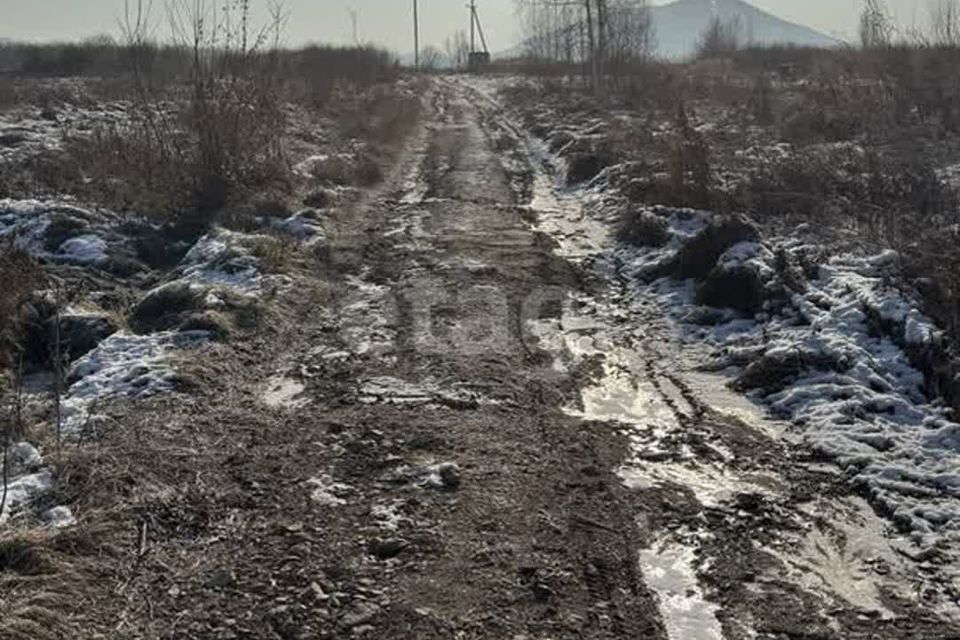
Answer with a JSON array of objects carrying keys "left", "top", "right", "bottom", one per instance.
[{"left": 4, "top": 77, "right": 960, "bottom": 639}]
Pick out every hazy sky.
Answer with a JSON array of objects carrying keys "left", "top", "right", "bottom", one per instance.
[{"left": 0, "top": 0, "right": 941, "bottom": 53}]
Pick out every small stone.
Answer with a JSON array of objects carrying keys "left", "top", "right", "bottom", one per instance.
[
  {"left": 341, "top": 602, "right": 380, "bottom": 628},
  {"left": 309, "top": 582, "right": 330, "bottom": 601},
  {"left": 205, "top": 569, "right": 236, "bottom": 589},
  {"left": 41, "top": 506, "right": 76, "bottom": 529},
  {"left": 437, "top": 462, "right": 461, "bottom": 489},
  {"left": 368, "top": 538, "right": 408, "bottom": 560},
  {"left": 7, "top": 442, "right": 41, "bottom": 475}
]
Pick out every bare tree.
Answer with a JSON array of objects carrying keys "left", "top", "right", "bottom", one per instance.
[
  {"left": 445, "top": 30, "right": 470, "bottom": 69},
  {"left": 420, "top": 45, "right": 442, "bottom": 71},
  {"left": 928, "top": 0, "right": 960, "bottom": 45},
  {"left": 861, "top": 0, "right": 894, "bottom": 49},
  {"left": 515, "top": 0, "right": 652, "bottom": 94},
  {"left": 697, "top": 15, "right": 741, "bottom": 58},
  {"left": 607, "top": 0, "right": 655, "bottom": 77}
]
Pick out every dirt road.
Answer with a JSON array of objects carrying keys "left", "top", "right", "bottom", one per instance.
[{"left": 35, "top": 78, "right": 959, "bottom": 639}]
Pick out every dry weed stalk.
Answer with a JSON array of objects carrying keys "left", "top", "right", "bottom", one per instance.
[{"left": 0, "top": 241, "right": 44, "bottom": 520}]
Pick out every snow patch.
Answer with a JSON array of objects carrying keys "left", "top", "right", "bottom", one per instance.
[
  {"left": 63, "top": 330, "right": 209, "bottom": 435},
  {"left": 307, "top": 476, "right": 353, "bottom": 506},
  {"left": 178, "top": 230, "right": 264, "bottom": 293},
  {"left": 0, "top": 199, "right": 112, "bottom": 265},
  {"left": 0, "top": 444, "right": 52, "bottom": 524}
]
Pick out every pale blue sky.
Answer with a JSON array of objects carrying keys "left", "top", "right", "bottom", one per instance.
[{"left": 0, "top": 0, "right": 937, "bottom": 52}]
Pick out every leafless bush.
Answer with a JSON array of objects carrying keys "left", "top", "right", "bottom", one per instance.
[
  {"left": 747, "top": 73, "right": 774, "bottom": 125},
  {"left": 0, "top": 241, "right": 45, "bottom": 375},
  {"left": 927, "top": 0, "right": 960, "bottom": 45},
  {"left": 0, "top": 241, "right": 45, "bottom": 516},
  {"left": 282, "top": 45, "right": 396, "bottom": 107},
  {"left": 64, "top": 1, "right": 290, "bottom": 231},
  {"left": 43, "top": 2, "right": 401, "bottom": 229},
  {"left": 515, "top": 0, "right": 654, "bottom": 95},
  {"left": 668, "top": 104, "right": 712, "bottom": 209},
  {"left": 420, "top": 46, "right": 443, "bottom": 72},
  {"left": 736, "top": 147, "right": 956, "bottom": 233},
  {"left": 616, "top": 208, "right": 669, "bottom": 246},
  {"left": 697, "top": 16, "right": 741, "bottom": 59},
  {"left": 861, "top": 0, "right": 895, "bottom": 49}
]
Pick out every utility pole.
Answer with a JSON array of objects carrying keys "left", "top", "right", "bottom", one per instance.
[
  {"left": 470, "top": 0, "right": 476, "bottom": 52},
  {"left": 413, "top": 0, "right": 420, "bottom": 70},
  {"left": 349, "top": 9, "right": 359, "bottom": 46}
]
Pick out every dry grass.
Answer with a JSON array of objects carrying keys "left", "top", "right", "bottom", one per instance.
[
  {"left": 504, "top": 41, "right": 960, "bottom": 394},
  {"left": 2, "top": 29, "right": 399, "bottom": 231},
  {"left": 0, "top": 441, "right": 151, "bottom": 640},
  {"left": 0, "top": 241, "right": 45, "bottom": 373}
]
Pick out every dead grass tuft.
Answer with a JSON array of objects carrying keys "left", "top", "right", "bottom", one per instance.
[
  {"left": 0, "top": 241, "right": 45, "bottom": 372},
  {"left": 0, "top": 537, "right": 48, "bottom": 575}
]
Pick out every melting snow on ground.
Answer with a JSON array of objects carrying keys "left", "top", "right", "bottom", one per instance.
[
  {"left": 0, "top": 199, "right": 111, "bottom": 265},
  {"left": 0, "top": 443, "right": 53, "bottom": 524},
  {"left": 63, "top": 330, "right": 210, "bottom": 435},
  {"left": 177, "top": 229, "right": 268, "bottom": 293},
  {"left": 617, "top": 211, "right": 960, "bottom": 541},
  {"left": 0, "top": 330, "right": 208, "bottom": 525},
  {"left": 485, "top": 78, "right": 960, "bottom": 544}
]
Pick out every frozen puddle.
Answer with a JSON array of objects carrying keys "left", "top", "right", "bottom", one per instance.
[
  {"left": 641, "top": 536, "right": 724, "bottom": 640},
  {"left": 263, "top": 374, "right": 308, "bottom": 409},
  {"left": 686, "top": 370, "right": 788, "bottom": 440},
  {"left": 571, "top": 357, "right": 675, "bottom": 428},
  {"left": 765, "top": 497, "right": 909, "bottom": 619},
  {"left": 621, "top": 462, "right": 777, "bottom": 509},
  {"left": 340, "top": 275, "right": 398, "bottom": 357},
  {"left": 524, "top": 165, "right": 610, "bottom": 261}
]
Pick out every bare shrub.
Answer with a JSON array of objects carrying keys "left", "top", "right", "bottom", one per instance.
[
  {"left": 250, "top": 234, "right": 297, "bottom": 273},
  {"left": 928, "top": 0, "right": 960, "bottom": 46},
  {"left": 283, "top": 45, "right": 397, "bottom": 107},
  {"left": 0, "top": 241, "right": 45, "bottom": 518},
  {"left": 697, "top": 16, "right": 741, "bottom": 59},
  {"left": 66, "top": 1, "right": 291, "bottom": 232},
  {"left": 668, "top": 104, "right": 712, "bottom": 209},
  {"left": 861, "top": 0, "right": 895, "bottom": 49},
  {"left": 736, "top": 147, "right": 957, "bottom": 237},
  {"left": 616, "top": 208, "right": 669, "bottom": 247},
  {"left": 0, "top": 241, "right": 45, "bottom": 374},
  {"left": 515, "top": 0, "right": 654, "bottom": 96},
  {"left": 420, "top": 46, "right": 443, "bottom": 71},
  {"left": 748, "top": 73, "right": 775, "bottom": 125}
]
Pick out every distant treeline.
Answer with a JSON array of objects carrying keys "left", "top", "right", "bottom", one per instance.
[{"left": 0, "top": 38, "right": 398, "bottom": 86}]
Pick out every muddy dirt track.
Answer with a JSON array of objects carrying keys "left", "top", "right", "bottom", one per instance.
[{"left": 48, "top": 78, "right": 960, "bottom": 639}]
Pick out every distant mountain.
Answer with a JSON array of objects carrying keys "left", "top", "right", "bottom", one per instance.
[{"left": 650, "top": 0, "right": 842, "bottom": 59}]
